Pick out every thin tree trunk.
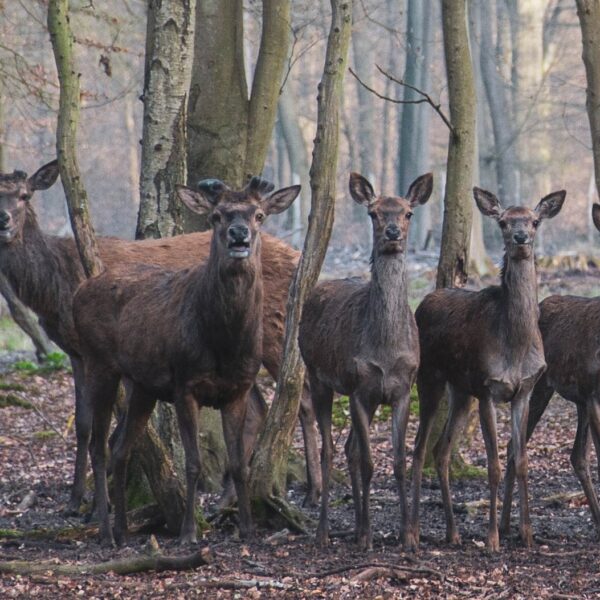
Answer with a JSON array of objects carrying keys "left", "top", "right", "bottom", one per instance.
[
  {"left": 436, "top": 0, "right": 476, "bottom": 289},
  {"left": 250, "top": 0, "right": 352, "bottom": 503},
  {"left": 136, "top": 0, "right": 195, "bottom": 240},
  {"left": 576, "top": 0, "right": 600, "bottom": 201},
  {"left": 47, "top": 0, "right": 103, "bottom": 278}
]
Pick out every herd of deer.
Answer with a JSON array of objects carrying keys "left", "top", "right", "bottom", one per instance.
[{"left": 1, "top": 159, "right": 598, "bottom": 554}]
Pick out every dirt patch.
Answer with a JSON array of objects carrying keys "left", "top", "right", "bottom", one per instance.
[{"left": 1, "top": 363, "right": 599, "bottom": 598}]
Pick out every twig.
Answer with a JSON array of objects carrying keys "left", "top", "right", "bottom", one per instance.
[
  {"left": 193, "top": 578, "right": 290, "bottom": 591},
  {"left": 309, "top": 560, "right": 443, "bottom": 580},
  {"left": 28, "top": 398, "right": 68, "bottom": 443}
]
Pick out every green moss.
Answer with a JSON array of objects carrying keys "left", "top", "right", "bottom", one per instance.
[
  {"left": 13, "top": 351, "right": 70, "bottom": 374},
  {"left": 0, "top": 316, "right": 33, "bottom": 352},
  {"left": 0, "top": 393, "right": 33, "bottom": 409},
  {"left": 33, "top": 430, "right": 57, "bottom": 440},
  {"left": 0, "top": 382, "right": 26, "bottom": 392},
  {"left": 332, "top": 395, "right": 350, "bottom": 429},
  {"left": 195, "top": 508, "right": 210, "bottom": 532}
]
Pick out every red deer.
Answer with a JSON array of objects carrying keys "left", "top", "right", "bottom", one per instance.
[
  {"left": 406, "top": 187, "right": 566, "bottom": 552},
  {"left": 0, "top": 161, "right": 320, "bottom": 515},
  {"left": 299, "top": 172, "right": 433, "bottom": 550},
  {"left": 501, "top": 203, "right": 600, "bottom": 538},
  {"left": 73, "top": 177, "right": 299, "bottom": 546}
]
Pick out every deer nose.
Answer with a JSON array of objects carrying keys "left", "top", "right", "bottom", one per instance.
[
  {"left": 513, "top": 231, "right": 529, "bottom": 244},
  {"left": 228, "top": 224, "right": 250, "bottom": 243},
  {"left": 0, "top": 211, "right": 10, "bottom": 230},
  {"left": 385, "top": 224, "right": 401, "bottom": 241}
]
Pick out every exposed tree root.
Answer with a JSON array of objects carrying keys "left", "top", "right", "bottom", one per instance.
[
  {"left": 251, "top": 494, "right": 311, "bottom": 534},
  {"left": 0, "top": 547, "right": 213, "bottom": 576}
]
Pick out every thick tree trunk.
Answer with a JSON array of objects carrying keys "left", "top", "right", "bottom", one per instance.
[
  {"left": 250, "top": 0, "right": 352, "bottom": 503},
  {"left": 436, "top": 0, "right": 476, "bottom": 289},
  {"left": 577, "top": 0, "right": 600, "bottom": 201},
  {"left": 136, "top": 0, "right": 195, "bottom": 239},
  {"left": 48, "top": 0, "right": 103, "bottom": 278}
]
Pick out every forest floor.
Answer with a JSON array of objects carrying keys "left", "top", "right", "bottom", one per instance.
[{"left": 2, "top": 266, "right": 600, "bottom": 598}]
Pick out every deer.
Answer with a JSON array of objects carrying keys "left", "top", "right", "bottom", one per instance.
[
  {"left": 0, "top": 160, "right": 321, "bottom": 515},
  {"left": 299, "top": 172, "right": 433, "bottom": 550},
  {"left": 500, "top": 203, "right": 600, "bottom": 538},
  {"left": 406, "top": 186, "right": 566, "bottom": 553},
  {"left": 72, "top": 177, "right": 299, "bottom": 546}
]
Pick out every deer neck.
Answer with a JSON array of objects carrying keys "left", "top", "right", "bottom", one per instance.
[
  {"left": 500, "top": 252, "right": 540, "bottom": 345},
  {"left": 0, "top": 210, "right": 80, "bottom": 319},
  {"left": 366, "top": 251, "right": 410, "bottom": 346}
]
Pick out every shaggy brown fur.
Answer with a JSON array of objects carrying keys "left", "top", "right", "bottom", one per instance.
[
  {"left": 407, "top": 187, "right": 566, "bottom": 553},
  {"left": 299, "top": 172, "right": 433, "bottom": 550},
  {"left": 501, "top": 203, "right": 600, "bottom": 537}
]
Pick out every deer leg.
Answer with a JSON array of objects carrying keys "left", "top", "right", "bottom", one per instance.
[
  {"left": 309, "top": 372, "right": 334, "bottom": 547},
  {"left": 501, "top": 377, "right": 552, "bottom": 537},
  {"left": 66, "top": 355, "right": 89, "bottom": 515},
  {"left": 584, "top": 397, "right": 600, "bottom": 536},
  {"left": 112, "top": 383, "right": 156, "bottom": 546},
  {"left": 406, "top": 372, "right": 446, "bottom": 552},
  {"left": 349, "top": 392, "right": 375, "bottom": 550},
  {"left": 175, "top": 394, "right": 201, "bottom": 545},
  {"left": 391, "top": 382, "right": 412, "bottom": 545},
  {"left": 344, "top": 427, "right": 362, "bottom": 541},
  {"left": 434, "top": 387, "right": 471, "bottom": 546},
  {"left": 300, "top": 381, "right": 322, "bottom": 508},
  {"left": 479, "top": 397, "right": 501, "bottom": 552},
  {"left": 87, "top": 368, "right": 120, "bottom": 547},
  {"left": 221, "top": 393, "right": 253, "bottom": 539},
  {"left": 511, "top": 389, "right": 533, "bottom": 548}
]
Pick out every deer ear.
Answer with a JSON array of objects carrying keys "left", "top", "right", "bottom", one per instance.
[
  {"left": 535, "top": 190, "right": 566, "bottom": 221},
  {"left": 593, "top": 203, "right": 600, "bottom": 234},
  {"left": 473, "top": 187, "right": 502, "bottom": 220},
  {"left": 349, "top": 172, "right": 375, "bottom": 208},
  {"left": 262, "top": 185, "right": 301, "bottom": 215},
  {"left": 406, "top": 173, "right": 433, "bottom": 207},
  {"left": 28, "top": 160, "right": 59, "bottom": 191},
  {"left": 176, "top": 184, "right": 217, "bottom": 215}
]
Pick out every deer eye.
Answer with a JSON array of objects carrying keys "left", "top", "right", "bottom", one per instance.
[
  {"left": 406, "top": 212, "right": 413, "bottom": 220},
  {"left": 255, "top": 212, "right": 265, "bottom": 223},
  {"left": 19, "top": 193, "right": 30, "bottom": 201},
  {"left": 498, "top": 220, "right": 507, "bottom": 229},
  {"left": 211, "top": 212, "right": 222, "bottom": 224},
  {"left": 532, "top": 219, "right": 539, "bottom": 228}
]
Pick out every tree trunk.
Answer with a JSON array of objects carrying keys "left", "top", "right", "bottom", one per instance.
[
  {"left": 250, "top": 0, "right": 352, "bottom": 505},
  {"left": 576, "top": 0, "right": 600, "bottom": 201},
  {"left": 436, "top": 0, "right": 476, "bottom": 289},
  {"left": 136, "top": 0, "right": 195, "bottom": 240}
]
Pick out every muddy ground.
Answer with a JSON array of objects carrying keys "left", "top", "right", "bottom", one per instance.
[{"left": 1, "top": 267, "right": 600, "bottom": 598}]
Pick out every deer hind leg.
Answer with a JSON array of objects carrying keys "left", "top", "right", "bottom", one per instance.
[
  {"left": 406, "top": 370, "right": 446, "bottom": 552},
  {"left": 87, "top": 367, "right": 121, "bottom": 547},
  {"left": 478, "top": 397, "right": 501, "bottom": 551},
  {"left": 501, "top": 376, "right": 552, "bottom": 537},
  {"left": 347, "top": 391, "right": 377, "bottom": 550},
  {"left": 390, "top": 380, "right": 413, "bottom": 546},
  {"left": 511, "top": 389, "right": 533, "bottom": 548},
  {"left": 175, "top": 394, "right": 201, "bottom": 545},
  {"left": 66, "top": 355, "right": 90, "bottom": 515},
  {"left": 585, "top": 396, "right": 600, "bottom": 536},
  {"left": 308, "top": 371, "right": 334, "bottom": 547},
  {"left": 434, "top": 386, "right": 471, "bottom": 546},
  {"left": 111, "top": 382, "right": 156, "bottom": 546},
  {"left": 300, "top": 380, "right": 322, "bottom": 508}
]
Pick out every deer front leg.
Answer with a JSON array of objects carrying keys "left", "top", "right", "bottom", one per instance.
[
  {"left": 390, "top": 381, "right": 412, "bottom": 546},
  {"left": 478, "top": 397, "right": 501, "bottom": 552},
  {"left": 511, "top": 389, "right": 533, "bottom": 549},
  {"left": 584, "top": 397, "right": 600, "bottom": 536},
  {"left": 434, "top": 387, "right": 471, "bottom": 546},
  {"left": 175, "top": 394, "right": 201, "bottom": 545},
  {"left": 406, "top": 372, "right": 446, "bottom": 552},
  {"left": 501, "top": 377, "right": 552, "bottom": 537},
  {"left": 221, "top": 393, "right": 253, "bottom": 539}
]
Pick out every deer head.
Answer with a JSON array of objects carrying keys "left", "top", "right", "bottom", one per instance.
[
  {"left": 349, "top": 172, "right": 433, "bottom": 256},
  {"left": 473, "top": 187, "right": 566, "bottom": 260},
  {"left": 0, "top": 160, "right": 59, "bottom": 245},
  {"left": 176, "top": 177, "right": 300, "bottom": 264}
]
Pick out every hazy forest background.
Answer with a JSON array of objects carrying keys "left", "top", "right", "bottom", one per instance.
[{"left": 0, "top": 0, "right": 595, "bottom": 279}]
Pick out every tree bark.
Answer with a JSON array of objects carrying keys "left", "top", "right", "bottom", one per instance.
[
  {"left": 136, "top": 0, "right": 195, "bottom": 240},
  {"left": 576, "top": 0, "right": 600, "bottom": 201},
  {"left": 47, "top": 0, "right": 103, "bottom": 278},
  {"left": 250, "top": 0, "right": 352, "bottom": 501},
  {"left": 436, "top": 0, "right": 476, "bottom": 289}
]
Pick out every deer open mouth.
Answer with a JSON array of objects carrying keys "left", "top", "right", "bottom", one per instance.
[{"left": 228, "top": 241, "right": 250, "bottom": 258}]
